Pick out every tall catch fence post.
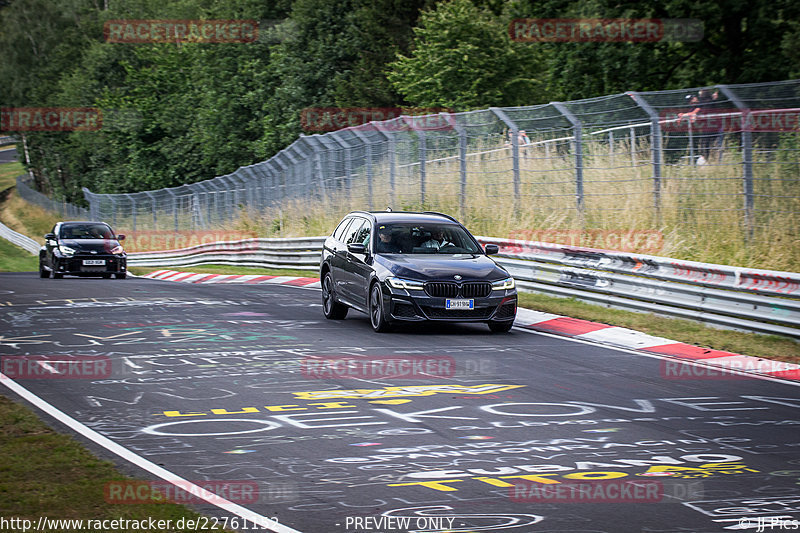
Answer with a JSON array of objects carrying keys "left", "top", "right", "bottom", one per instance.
[
  {"left": 717, "top": 84, "right": 755, "bottom": 239},
  {"left": 551, "top": 102, "right": 584, "bottom": 217},
  {"left": 350, "top": 129, "right": 374, "bottom": 211},
  {"left": 626, "top": 91, "right": 663, "bottom": 215},
  {"left": 489, "top": 107, "right": 520, "bottom": 210},
  {"left": 451, "top": 118, "right": 468, "bottom": 220}
]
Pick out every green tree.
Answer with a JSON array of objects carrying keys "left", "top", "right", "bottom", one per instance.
[
  {"left": 387, "top": 0, "right": 544, "bottom": 109},
  {"left": 506, "top": 0, "right": 800, "bottom": 99}
]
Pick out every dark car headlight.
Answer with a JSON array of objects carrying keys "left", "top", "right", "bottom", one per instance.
[
  {"left": 110, "top": 245, "right": 125, "bottom": 255},
  {"left": 492, "top": 277, "right": 515, "bottom": 291},
  {"left": 387, "top": 277, "right": 425, "bottom": 291}
]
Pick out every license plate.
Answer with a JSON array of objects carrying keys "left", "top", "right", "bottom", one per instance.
[
  {"left": 446, "top": 299, "right": 474, "bottom": 309},
  {"left": 82, "top": 259, "right": 106, "bottom": 266}
]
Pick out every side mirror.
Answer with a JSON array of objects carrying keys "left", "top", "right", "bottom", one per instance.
[
  {"left": 485, "top": 244, "right": 499, "bottom": 255},
  {"left": 45, "top": 233, "right": 55, "bottom": 240},
  {"left": 116, "top": 234, "right": 126, "bottom": 241},
  {"left": 347, "top": 243, "right": 367, "bottom": 254}
]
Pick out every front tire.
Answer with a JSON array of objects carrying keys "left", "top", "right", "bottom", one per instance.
[
  {"left": 369, "top": 283, "right": 391, "bottom": 332},
  {"left": 39, "top": 262, "right": 50, "bottom": 278},
  {"left": 488, "top": 320, "right": 514, "bottom": 333},
  {"left": 115, "top": 272, "right": 127, "bottom": 279},
  {"left": 53, "top": 272, "right": 64, "bottom": 279},
  {"left": 322, "top": 272, "right": 347, "bottom": 319}
]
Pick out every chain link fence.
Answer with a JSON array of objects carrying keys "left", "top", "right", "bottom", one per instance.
[
  {"left": 10, "top": 80, "right": 791, "bottom": 257},
  {"left": 17, "top": 175, "right": 91, "bottom": 220}
]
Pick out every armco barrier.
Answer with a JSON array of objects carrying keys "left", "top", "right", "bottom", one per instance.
[
  {"left": 127, "top": 237, "right": 325, "bottom": 271},
  {"left": 125, "top": 235, "right": 800, "bottom": 338},
  {"left": 477, "top": 236, "right": 800, "bottom": 338},
  {"left": 0, "top": 220, "right": 41, "bottom": 255}
]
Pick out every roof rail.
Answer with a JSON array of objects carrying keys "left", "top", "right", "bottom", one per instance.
[{"left": 422, "top": 211, "right": 458, "bottom": 222}]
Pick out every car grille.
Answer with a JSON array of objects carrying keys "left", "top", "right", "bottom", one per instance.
[
  {"left": 421, "top": 306, "right": 494, "bottom": 319},
  {"left": 424, "top": 282, "right": 491, "bottom": 298}
]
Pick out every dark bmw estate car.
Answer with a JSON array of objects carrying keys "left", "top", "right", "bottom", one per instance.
[
  {"left": 320, "top": 211, "right": 517, "bottom": 332},
  {"left": 39, "top": 221, "right": 127, "bottom": 279}
]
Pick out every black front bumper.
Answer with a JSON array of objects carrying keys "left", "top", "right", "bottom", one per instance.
[
  {"left": 384, "top": 284, "right": 517, "bottom": 323},
  {"left": 54, "top": 254, "right": 127, "bottom": 276}
]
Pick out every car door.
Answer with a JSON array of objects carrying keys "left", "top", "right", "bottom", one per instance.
[
  {"left": 43, "top": 224, "right": 60, "bottom": 268},
  {"left": 327, "top": 217, "right": 355, "bottom": 294},
  {"left": 339, "top": 217, "right": 369, "bottom": 305},
  {"left": 348, "top": 220, "right": 373, "bottom": 309}
]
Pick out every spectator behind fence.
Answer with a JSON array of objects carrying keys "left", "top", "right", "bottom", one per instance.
[
  {"left": 678, "top": 89, "right": 721, "bottom": 164},
  {"left": 505, "top": 129, "right": 531, "bottom": 159}
]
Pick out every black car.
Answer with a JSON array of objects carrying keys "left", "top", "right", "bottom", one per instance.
[
  {"left": 320, "top": 211, "right": 517, "bottom": 332},
  {"left": 39, "top": 221, "right": 127, "bottom": 279}
]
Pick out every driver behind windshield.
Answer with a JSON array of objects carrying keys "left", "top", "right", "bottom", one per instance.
[{"left": 376, "top": 226, "right": 402, "bottom": 253}]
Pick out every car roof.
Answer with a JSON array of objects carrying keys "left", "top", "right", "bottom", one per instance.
[{"left": 348, "top": 211, "right": 460, "bottom": 225}]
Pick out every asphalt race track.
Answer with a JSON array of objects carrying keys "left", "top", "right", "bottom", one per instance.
[
  {"left": 0, "top": 147, "right": 18, "bottom": 164},
  {"left": 1, "top": 271, "right": 800, "bottom": 532}
]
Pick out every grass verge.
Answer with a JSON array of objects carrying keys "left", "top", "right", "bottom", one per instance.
[
  {"left": 0, "top": 395, "right": 230, "bottom": 531},
  {"left": 0, "top": 238, "right": 37, "bottom": 272}
]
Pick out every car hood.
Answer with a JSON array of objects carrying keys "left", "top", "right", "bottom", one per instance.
[
  {"left": 60, "top": 239, "right": 121, "bottom": 253},
  {"left": 377, "top": 254, "right": 509, "bottom": 282}
]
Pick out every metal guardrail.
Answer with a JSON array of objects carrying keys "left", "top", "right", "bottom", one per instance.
[
  {"left": 476, "top": 237, "right": 800, "bottom": 338},
  {"left": 0, "top": 136, "right": 17, "bottom": 147},
  {"left": 126, "top": 235, "right": 800, "bottom": 338},
  {"left": 127, "top": 237, "right": 325, "bottom": 271},
  {"left": 0, "top": 220, "right": 41, "bottom": 255}
]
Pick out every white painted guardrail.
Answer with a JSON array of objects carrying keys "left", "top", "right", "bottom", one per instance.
[
  {"left": 0, "top": 220, "right": 41, "bottom": 255},
  {"left": 124, "top": 235, "right": 800, "bottom": 338}
]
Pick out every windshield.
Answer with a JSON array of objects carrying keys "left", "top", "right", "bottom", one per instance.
[
  {"left": 59, "top": 224, "right": 114, "bottom": 240},
  {"left": 375, "top": 223, "right": 482, "bottom": 254}
]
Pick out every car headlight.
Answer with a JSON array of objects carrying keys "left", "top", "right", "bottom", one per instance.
[
  {"left": 110, "top": 245, "right": 125, "bottom": 255},
  {"left": 387, "top": 277, "right": 425, "bottom": 291},
  {"left": 492, "top": 277, "right": 515, "bottom": 290},
  {"left": 59, "top": 245, "right": 77, "bottom": 256}
]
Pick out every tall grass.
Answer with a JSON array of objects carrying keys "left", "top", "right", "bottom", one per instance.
[{"left": 106, "top": 134, "right": 799, "bottom": 271}]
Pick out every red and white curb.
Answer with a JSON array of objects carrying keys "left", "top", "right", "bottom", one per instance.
[
  {"left": 141, "top": 269, "right": 800, "bottom": 382},
  {"left": 515, "top": 308, "right": 800, "bottom": 381},
  {"left": 141, "top": 269, "right": 320, "bottom": 288}
]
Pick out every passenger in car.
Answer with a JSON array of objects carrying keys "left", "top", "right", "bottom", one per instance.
[{"left": 421, "top": 228, "right": 454, "bottom": 250}]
